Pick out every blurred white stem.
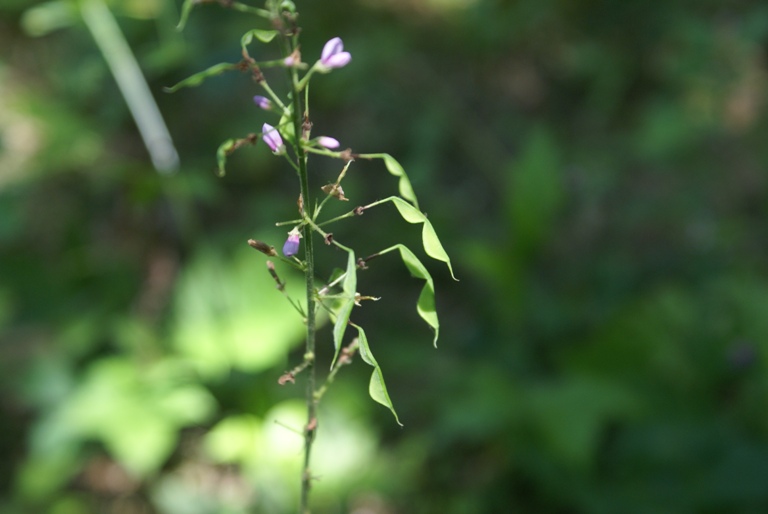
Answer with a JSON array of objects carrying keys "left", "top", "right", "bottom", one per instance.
[{"left": 80, "top": 0, "right": 179, "bottom": 174}]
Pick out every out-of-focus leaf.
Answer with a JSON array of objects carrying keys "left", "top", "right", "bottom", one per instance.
[
  {"left": 506, "top": 126, "right": 564, "bottom": 255},
  {"left": 163, "top": 62, "right": 238, "bottom": 93},
  {"left": 216, "top": 139, "right": 235, "bottom": 177},
  {"left": 277, "top": 108, "right": 295, "bottom": 145},
  {"left": 229, "top": 2, "right": 271, "bottom": 18},
  {"left": 175, "top": 0, "right": 195, "bottom": 31},
  {"left": 29, "top": 357, "right": 216, "bottom": 477},
  {"left": 241, "top": 29, "right": 279, "bottom": 55},
  {"left": 171, "top": 245, "right": 306, "bottom": 379},
  {"left": 205, "top": 415, "right": 263, "bottom": 465},
  {"left": 377, "top": 244, "right": 440, "bottom": 346},
  {"left": 20, "top": 0, "right": 77, "bottom": 37},
  {"left": 525, "top": 377, "right": 642, "bottom": 469},
  {"left": 354, "top": 326, "right": 401, "bottom": 425},
  {"left": 331, "top": 250, "right": 356, "bottom": 368}
]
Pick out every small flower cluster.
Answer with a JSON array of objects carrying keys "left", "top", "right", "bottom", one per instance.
[{"left": 251, "top": 37, "right": 351, "bottom": 256}]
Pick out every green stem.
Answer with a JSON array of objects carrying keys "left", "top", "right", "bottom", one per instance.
[{"left": 284, "top": 29, "right": 317, "bottom": 514}]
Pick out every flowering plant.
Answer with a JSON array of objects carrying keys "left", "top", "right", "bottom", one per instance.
[{"left": 169, "top": 0, "right": 456, "bottom": 510}]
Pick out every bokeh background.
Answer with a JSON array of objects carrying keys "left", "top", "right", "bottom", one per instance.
[{"left": 3, "top": 0, "right": 768, "bottom": 513}]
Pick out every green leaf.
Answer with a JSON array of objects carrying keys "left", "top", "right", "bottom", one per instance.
[
  {"left": 378, "top": 244, "right": 440, "bottom": 346},
  {"left": 506, "top": 126, "right": 564, "bottom": 255},
  {"left": 389, "top": 197, "right": 457, "bottom": 281},
  {"left": 216, "top": 139, "right": 236, "bottom": 177},
  {"left": 164, "top": 62, "right": 238, "bottom": 93},
  {"left": 241, "top": 29, "right": 279, "bottom": 55},
  {"left": 331, "top": 250, "right": 357, "bottom": 368},
  {"left": 278, "top": 106, "right": 295, "bottom": 145},
  {"left": 354, "top": 325, "right": 401, "bottom": 425},
  {"left": 21, "top": 1, "right": 78, "bottom": 37},
  {"left": 176, "top": 0, "right": 195, "bottom": 31},
  {"left": 382, "top": 154, "right": 419, "bottom": 208}
]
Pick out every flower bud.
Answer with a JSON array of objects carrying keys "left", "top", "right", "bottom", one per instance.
[
  {"left": 283, "top": 230, "right": 301, "bottom": 257},
  {"left": 262, "top": 123, "right": 285, "bottom": 154},
  {"left": 248, "top": 239, "right": 277, "bottom": 256},
  {"left": 253, "top": 95, "right": 272, "bottom": 110},
  {"left": 319, "top": 37, "right": 351, "bottom": 71},
  {"left": 317, "top": 136, "right": 340, "bottom": 149}
]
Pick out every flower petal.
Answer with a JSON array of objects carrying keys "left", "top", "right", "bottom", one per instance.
[
  {"left": 317, "top": 136, "right": 340, "bottom": 149},
  {"left": 321, "top": 37, "right": 344, "bottom": 63},
  {"left": 324, "top": 52, "right": 351, "bottom": 69},
  {"left": 262, "top": 123, "right": 283, "bottom": 153},
  {"left": 283, "top": 233, "right": 301, "bottom": 257},
  {"left": 253, "top": 95, "right": 272, "bottom": 110}
]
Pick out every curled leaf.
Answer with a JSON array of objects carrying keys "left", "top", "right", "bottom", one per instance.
[
  {"left": 354, "top": 326, "right": 401, "bottom": 425},
  {"left": 377, "top": 244, "right": 440, "bottom": 347},
  {"left": 241, "top": 29, "right": 279, "bottom": 55},
  {"left": 216, "top": 139, "right": 236, "bottom": 177},
  {"left": 387, "top": 197, "right": 457, "bottom": 281},
  {"left": 382, "top": 154, "right": 419, "bottom": 208}
]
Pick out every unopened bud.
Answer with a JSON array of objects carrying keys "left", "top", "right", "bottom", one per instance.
[
  {"left": 248, "top": 239, "right": 277, "bottom": 256},
  {"left": 283, "top": 230, "right": 301, "bottom": 257}
]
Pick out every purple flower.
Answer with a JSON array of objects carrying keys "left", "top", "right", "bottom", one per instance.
[
  {"left": 317, "top": 136, "right": 340, "bottom": 149},
  {"left": 283, "top": 231, "right": 301, "bottom": 257},
  {"left": 262, "top": 123, "right": 284, "bottom": 154},
  {"left": 319, "top": 37, "right": 351, "bottom": 70},
  {"left": 253, "top": 95, "right": 272, "bottom": 110}
]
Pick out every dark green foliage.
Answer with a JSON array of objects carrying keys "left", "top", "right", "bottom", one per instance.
[{"left": 2, "top": 0, "right": 768, "bottom": 513}]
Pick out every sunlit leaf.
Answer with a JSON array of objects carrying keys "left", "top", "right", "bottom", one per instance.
[
  {"left": 331, "top": 250, "right": 356, "bottom": 368},
  {"left": 172, "top": 246, "right": 306, "bottom": 379},
  {"left": 164, "top": 62, "right": 238, "bottom": 93},
  {"left": 377, "top": 244, "right": 440, "bottom": 346},
  {"left": 30, "top": 358, "right": 216, "bottom": 477},
  {"left": 21, "top": 1, "right": 77, "bottom": 37},
  {"left": 216, "top": 139, "right": 235, "bottom": 177},
  {"left": 205, "top": 415, "right": 263, "bottom": 465},
  {"left": 354, "top": 326, "right": 401, "bottom": 425},
  {"left": 382, "top": 154, "right": 419, "bottom": 208},
  {"left": 388, "top": 196, "right": 457, "bottom": 281}
]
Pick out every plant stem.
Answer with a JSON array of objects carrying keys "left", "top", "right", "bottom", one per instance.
[{"left": 283, "top": 33, "right": 317, "bottom": 514}]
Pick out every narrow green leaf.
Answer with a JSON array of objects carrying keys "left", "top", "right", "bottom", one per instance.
[
  {"left": 389, "top": 197, "right": 457, "bottom": 281},
  {"left": 378, "top": 244, "right": 440, "bottom": 346},
  {"left": 216, "top": 139, "right": 235, "bottom": 177},
  {"left": 164, "top": 62, "right": 238, "bottom": 93},
  {"left": 355, "top": 325, "right": 401, "bottom": 425},
  {"left": 241, "top": 29, "right": 278, "bottom": 55},
  {"left": 382, "top": 154, "right": 419, "bottom": 209},
  {"left": 331, "top": 250, "right": 356, "bottom": 368},
  {"left": 229, "top": 2, "right": 271, "bottom": 18},
  {"left": 176, "top": 0, "right": 195, "bottom": 31}
]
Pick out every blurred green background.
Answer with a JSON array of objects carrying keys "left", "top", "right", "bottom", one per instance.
[{"left": 2, "top": 0, "right": 768, "bottom": 513}]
